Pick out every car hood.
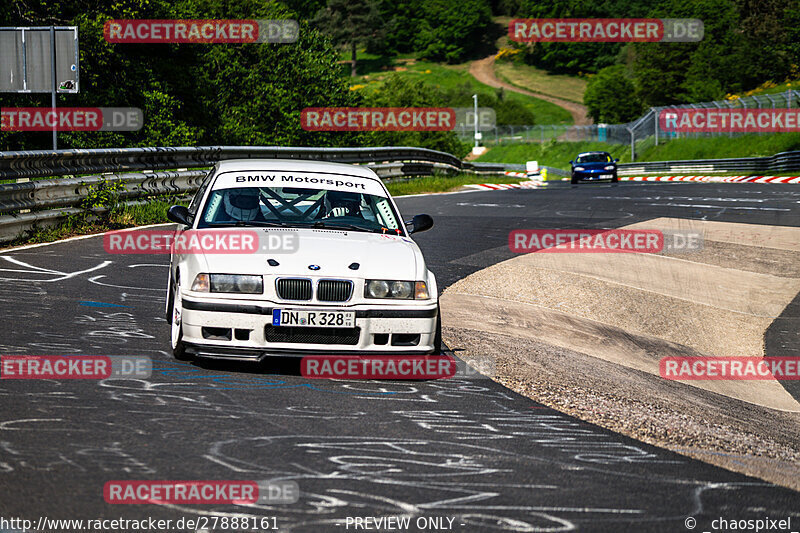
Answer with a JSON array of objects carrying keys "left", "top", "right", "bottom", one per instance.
[{"left": 195, "top": 228, "right": 423, "bottom": 280}]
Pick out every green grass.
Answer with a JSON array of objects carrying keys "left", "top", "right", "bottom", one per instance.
[
  {"left": 636, "top": 133, "right": 800, "bottom": 161},
  {"left": 494, "top": 61, "right": 587, "bottom": 104},
  {"left": 475, "top": 141, "right": 628, "bottom": 170},
  {"left": 350, "top": 58, "right": 573, "bottom": 125},
  {"left": 476, "top": 133, "right": 800, "bottom": 170},
  {"left": 384, "top": 173, "right": 523, "bottom": 196}
]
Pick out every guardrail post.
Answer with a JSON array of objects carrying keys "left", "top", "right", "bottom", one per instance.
[
  {"left": 653, "top": 108, "right": 658, "bottom": 146},
  {"left": 628, "top": 127, "right": 635, "bottom": 161}
]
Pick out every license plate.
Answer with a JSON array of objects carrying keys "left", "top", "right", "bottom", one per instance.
[
  {"left": 600, "top": 174, "right": 612, "bottom": 178},
  {"left": 272, "top": 309, "right": 355, "bottom": 328}
]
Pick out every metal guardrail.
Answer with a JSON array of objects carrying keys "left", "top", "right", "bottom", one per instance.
[
  {"left": 1, "top": 144, "right": 797, "bottom": 245},
  {"left": 617, "top": 150, "right": 800, "bottom": 176},
  {"left": 498, "top": 164, "right": 570, "bottom": 178},
  {"left": 0, "top": 145, "right": 516, "bottom": 244},
  {"left": 0, "top": 146, "right": 466, "bottom": 181},
  {"left": 0, "top": 170, "right": 206, "bottom": 214}
]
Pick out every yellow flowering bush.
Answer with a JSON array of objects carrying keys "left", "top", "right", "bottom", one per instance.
[{"left": 495, "top": 47, "right": 521, "bottom": 62}]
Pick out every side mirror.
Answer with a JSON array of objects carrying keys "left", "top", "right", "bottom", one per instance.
[
  {"left": 167, "top": 205, "right": 192, "bottom": 226},
  {"left": 407, "top": 214, "right": 434, "bottom": 235},
  {"left": 569, "top": 160, "right": 574, "bottom": 165},
  {"left": 613, "top": 158, "right": 619, "bottom": 163}
]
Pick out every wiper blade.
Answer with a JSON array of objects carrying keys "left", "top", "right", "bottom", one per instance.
[
  {"left": 312, "top": 221, "right": 376, "bottom": 233},
  {"left": 206, "top": 220, "right": 289, "bottom": 228}
]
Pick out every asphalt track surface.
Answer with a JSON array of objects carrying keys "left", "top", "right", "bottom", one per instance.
[{"left": 1, "top": 182, "right": 799, "bottom": 532}]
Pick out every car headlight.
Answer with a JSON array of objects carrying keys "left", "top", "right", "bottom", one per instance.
[
  {"left": 574, "top": 166, "right": 585, "bottom": 171},
  {"left": 192, "top": 273, "right": 263, "bottom": 294},
  {"left": 604, "top": 165, "right": 616, "bottom": 170},
  {"left": 365, "top": 280, "right": 429, "bottom": 299}
]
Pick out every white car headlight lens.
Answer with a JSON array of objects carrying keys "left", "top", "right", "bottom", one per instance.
[
  {"left": 235, "top": 275, "right": 263, "bottom": 294},
  {"left": 206, "top": 274, "right": 263, "bottom": 294},
  {"left": 365, "top": 280, "right": 427, "bottom": 299},
  {"left": 574, "top": 166, "right": 585, "bottom": 171},
  {"left": 391, "top": 281, "right": 413, "bottom": 299},
  {"left": 604, "top": 165, "right": 616, "bottom": 170},
  {"left": 365, "top": 280, "right": 390, "bottom": 298},
  {"left": 191, "top": 273, "right": 210, "bottom": 292}
]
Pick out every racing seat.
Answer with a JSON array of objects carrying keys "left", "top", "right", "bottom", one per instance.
[
  {"left": 222, "top": 188, "right": 268, "bottom": 222},
  {"left": 324, "top": 191, "right": 363, "bottom": 218}
]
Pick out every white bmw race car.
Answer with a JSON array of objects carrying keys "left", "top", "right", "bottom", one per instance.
[{"left": 165, "top": 159, "right": 440, "bottom": 361}]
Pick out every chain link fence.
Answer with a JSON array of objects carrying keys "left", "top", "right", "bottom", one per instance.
[{"left": 458, "top": 90, "right": 800, "bottom": 160}]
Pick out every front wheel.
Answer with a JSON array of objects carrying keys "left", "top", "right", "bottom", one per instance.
[
  {"left": 571, "top": 176, "right": 578, "bottom": 185},
  {"left": 169, "top": 276, "right": 191, "bottom": 361}
]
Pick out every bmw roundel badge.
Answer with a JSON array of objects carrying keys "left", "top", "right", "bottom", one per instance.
[{"left": 308, "top": 264, "right": 321, "bottom": 271}]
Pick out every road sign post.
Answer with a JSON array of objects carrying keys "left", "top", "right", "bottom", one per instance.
[{"left": 0, "top": 26, "right": 79, "bottom": 150}]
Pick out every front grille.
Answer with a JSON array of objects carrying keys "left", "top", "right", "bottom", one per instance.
[
  {"left": 265, "top": 326, "right": 360, "bottom": 345},
  {"left": 317, "top": 280, "right": 353, "bottom": 302},
  {"left": 276, "top": 278, "right": 312, "bottom": 300}
]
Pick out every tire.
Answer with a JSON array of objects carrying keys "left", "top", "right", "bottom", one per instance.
[
  {"left": 165, "top": 273, "right": 174, "bottom": 324},
  {"left": 433, "top": 305, "right": 443, "bottom": 355},
  {"left": 169, "top": 275, "right": 191, "bottom": 361},
  {"left": 571, "top": 175, "right": 578, "bottom": 185},
  {"left": 611, "top": 174, "right": 619, "bottom": 183}
]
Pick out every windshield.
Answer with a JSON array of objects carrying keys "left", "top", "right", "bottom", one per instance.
[
  {"left": 576, "top": 153, "right": 612, "bottom": 163},
  {"left": 197, "top": 186, "right": 403, "bottom": 234}
]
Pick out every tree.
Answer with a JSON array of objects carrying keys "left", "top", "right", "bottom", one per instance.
[
  {"left": 583, "top": 65, "right": 644, "bottom": 123},
  {"left": 382, "top": 0, "right": 494, "bottom": 63},
  {"left": 0, "top": 0, "right": 360, "bottom": 150},
  {"left": 516, "top": 0, "right": 657, "bottom": 74},
  {"left": 362, "top": 75, "right": 470, "bottom": 157},
  {"left": 313, "top": 0, "right": 385, "bottom": 76}
]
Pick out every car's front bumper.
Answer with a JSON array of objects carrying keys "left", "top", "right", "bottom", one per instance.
[
  {"left": 181, "top": 296, "right": 439, "bottom": 360},
  {"left": 572, "top": 170, "right": 616, "bottom": 181}
]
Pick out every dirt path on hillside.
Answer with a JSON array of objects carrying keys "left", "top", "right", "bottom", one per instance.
[{"left": 469, "top": 55, "right": 592, "bottom": 126}]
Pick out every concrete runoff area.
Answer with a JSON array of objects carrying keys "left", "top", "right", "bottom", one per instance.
[{"left": 441, "top": 217, "right": 800, "bottom": 488}]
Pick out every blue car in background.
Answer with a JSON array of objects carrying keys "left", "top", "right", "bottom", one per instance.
[{"left": 570, "top": 151, "right": 619, "bottom": 184}]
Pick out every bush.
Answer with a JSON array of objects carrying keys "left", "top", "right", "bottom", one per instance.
[
  {"left": 384, "top": 0, "right": 494, "bottom": 63},
  {"left": 584, "top": 65, "right": 645, "bottom": 123},
  {"left": 361, "top": 75, "right": 471, "bottom": 157}
]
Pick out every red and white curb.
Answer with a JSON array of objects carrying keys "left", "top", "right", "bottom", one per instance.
[
  {"left": 503, "top": 171, "right": 528, "bottom": 178},
  {"left": 466, "top": 181, "right": 545, "bottom": 190},
  {"left": 621, "top": 175, "right": 800, "bottom": 184},
  {"left": 465, "top": 174, "right": 800, "bottom": 191}
]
